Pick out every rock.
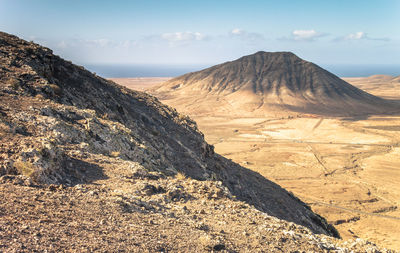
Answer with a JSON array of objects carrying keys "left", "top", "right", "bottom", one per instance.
[
  {"left": 167, "top": 187, "right": 186, "bottom": 202},
  {"left": 213, "top": 244, "right": 226, "bottom": 251},
  {"left": 196, "top": 222, "right": 209, "bottom": 231},
  {"left": 47, "top": 184, "right": 58, "bottom": 191},
  {"left": 142, "top": 184, "right": 165, "bottom": 196}
]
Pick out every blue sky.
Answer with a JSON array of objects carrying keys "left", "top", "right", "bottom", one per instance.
[{"left": 1, "top": 0, "right": 399, "bottom": 67}]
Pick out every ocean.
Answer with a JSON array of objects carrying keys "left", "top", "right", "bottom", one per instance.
[
  {"left": 85, "top": 64, "right": 210, "bottom": 78},
  {"left": 321, "top": 64, "right": 400, "bottom": 77},
  {"left": 84, "top": 63, "right": 400, "bottom": 78}
]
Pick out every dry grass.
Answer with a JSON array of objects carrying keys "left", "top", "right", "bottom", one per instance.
[
  {"left": 14, "top": 161, "right": 36, "bottom": 177},
  {"left": 110, "top": 151, "right": 120, "bottom": 157},
  {"left": 175, "top": 172, "right": 186, "bottom": 180}
]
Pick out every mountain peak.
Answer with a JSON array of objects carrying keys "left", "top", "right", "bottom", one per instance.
[
  {"left": 240, "top": 51, "right": 303, "bottom": 62},
  {"left": 253, "top": 51, "right": 297, "bottom": 56}
]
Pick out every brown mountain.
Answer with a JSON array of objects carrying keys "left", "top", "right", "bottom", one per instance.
[{"left": 151, "top": 51, "right": 400, "bottom": 116}]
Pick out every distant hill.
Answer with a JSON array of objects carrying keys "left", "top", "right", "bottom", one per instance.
[
  {"left": 392, "top": 75, "right": 400, "bottom": 83},
  {"left": 343, "top": 75, "right": 400, "bottom": 100},
  {"left": 151, "top": 51, "right": 400, "bottom": 116}
]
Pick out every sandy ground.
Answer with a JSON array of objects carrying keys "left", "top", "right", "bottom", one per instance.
[
  {"left": 109, "top": 77, "right": 171, "bottom": 91},
  {"left": 193, "top": 115, "right": 400, "bottom": 250},
  {"left": 113, "top": 76, "right": 400, "bottom": 250}
]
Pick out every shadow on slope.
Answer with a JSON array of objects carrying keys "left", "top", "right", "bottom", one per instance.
[
  {"left": 65, "top": 157, "right": 108, "bottom": 186},
  {"left": 212, "top": 154, "right": 340, "bottom": 238}
]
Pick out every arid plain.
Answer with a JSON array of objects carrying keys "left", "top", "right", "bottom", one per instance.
[{"left": 112, "top": 74, "right": 400, "bottom": 250}]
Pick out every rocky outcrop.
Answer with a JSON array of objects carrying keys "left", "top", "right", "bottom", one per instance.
[{"left": 0, "top": 31, "right": 342, "bottom": 240}]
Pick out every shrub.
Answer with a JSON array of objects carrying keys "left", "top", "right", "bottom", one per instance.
[
  {"left": 14, "top": 161, "right": 36, "bottom": 177},
  {"left": 175, "top": 172, "right": 186, "bottom": 180}
]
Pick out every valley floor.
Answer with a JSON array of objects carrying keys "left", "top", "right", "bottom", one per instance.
[
  {"left": 194, "top": 114, "right": 400, "bottom": 250},
  {"left": 114, "top": 76, "right": 400, "bottom": 250}
]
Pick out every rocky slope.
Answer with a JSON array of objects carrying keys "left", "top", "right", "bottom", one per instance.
[
  {"left": 2, "top": 174, "right": 393, "bottom": 253},
  {"left": 0, "top": 32, "right": 394, "bottom": 252},
  {"left": 151, "top": 52, "right": 400, "bottom": 116}
]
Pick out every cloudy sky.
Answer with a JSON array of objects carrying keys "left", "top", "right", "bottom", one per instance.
[{"left": 1, "top": 0, "right": 399, "bottom": 67}]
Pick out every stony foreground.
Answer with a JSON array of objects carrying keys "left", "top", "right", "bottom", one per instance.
[{"left": 0, "top": 172, "right": 393, "bottom": 252}]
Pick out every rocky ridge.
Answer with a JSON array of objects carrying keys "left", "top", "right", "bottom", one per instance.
[{"left": 0, "top": 32, "right": 394, "bottom": 251}]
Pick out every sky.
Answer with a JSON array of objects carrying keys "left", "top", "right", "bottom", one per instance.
[{"left": 0, "top": 0, "right": 399, "bottom": 74}]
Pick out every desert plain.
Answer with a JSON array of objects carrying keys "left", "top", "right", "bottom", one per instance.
[{"left": 112, "top": 74, "right": 400, "bottom": 250}]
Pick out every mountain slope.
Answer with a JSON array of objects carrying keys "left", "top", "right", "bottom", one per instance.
[
  {"left": 151, "top": 51, "right": 399, "bottom": 116},
  {"left": 0, "top": 31, "right": 351, "bottom": 249}
]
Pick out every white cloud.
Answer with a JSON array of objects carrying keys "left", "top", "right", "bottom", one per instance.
[
  {"left": 53, "top": 38, "right": 140, "bottom": 50},
  {"left": 85, "top": 39, "right": 115, "bottom": 47},
  {"left": 230, "top": 28, "right": 264, "bottom": 41},
  {"left": 161, "top": 32, "right": 206, "bottom": 42},
  {"left": 56, "top": 40, "right": 68, "bottom": 49},
  {"left": 292, "top": 29, "right": 326, "bottom": 41},
  {"left": 231, "top": 28, "right": 244, "bottom": 35},
  {"left": 121, "top": 40, "right": 138, "bottom": 48},
  {"left": 278, "top": 29, "right": 327, "bottom": 42},
  {"left": 335, "top": 32, "right": 389, "bottom": 42},
  {"left": 344, "top": 31, "right": 366, "bottom": 40}
]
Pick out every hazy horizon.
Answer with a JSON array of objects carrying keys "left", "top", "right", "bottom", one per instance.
[{"left": 85, "top": 62, "right": 400, "bottom": 78}]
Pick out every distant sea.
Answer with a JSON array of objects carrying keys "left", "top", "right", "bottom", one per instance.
[
  {"left": 85, "top": 63, "right": 400, "bottom": 78},
  {"left": 85, "top": 64, "right": 210, "bottom": 78},
  {"left": 321, "top": 64, "right": 400, "bottom": 77}
]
